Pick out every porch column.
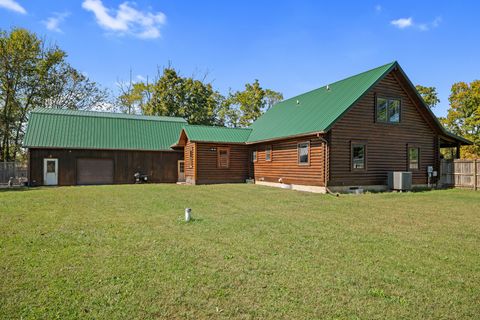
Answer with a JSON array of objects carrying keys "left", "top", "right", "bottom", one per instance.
[{"left": 455, "top": 143, "right": 461, "bottom": 159}]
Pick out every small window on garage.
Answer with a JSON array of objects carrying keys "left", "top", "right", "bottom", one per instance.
[
  {"left": 217, "top": 147, "right": 230, "bottom": 168},
  {"left": 252, "top": 150, "right": 257, "bottom": 162}
]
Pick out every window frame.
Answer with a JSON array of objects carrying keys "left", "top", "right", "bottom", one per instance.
[
  {"left": 217, "top": 146, "right": 230, "bottom": 169},
  {"left": 297, "top": 141, "right": 310, "bottom": 166},
  {"left": 265, "top": 145, "right": 272, "bottom": 162},
  {"left": 252, "top": 149, "right": 257, "bottom": 162},
  {"left": 408, "top": 145, "right": 420, "bottom": 171},
  {"left": 351, "top": 141, "right": 367, "bottom": 171},
  {"left": 375, "top": 95, "right": 402, "bottom": 124}
]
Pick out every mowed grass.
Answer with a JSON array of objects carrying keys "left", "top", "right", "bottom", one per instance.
[{"left": 0, "top": 185, "right": 479, "bottom": 319}]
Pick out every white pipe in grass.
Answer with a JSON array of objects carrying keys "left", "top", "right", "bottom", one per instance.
[{"left": 185, "top": 208, "right": 191, "bottom": 222}]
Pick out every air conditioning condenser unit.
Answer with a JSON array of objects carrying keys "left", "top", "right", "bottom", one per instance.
[{"left": 387, "top": 171, "right": 412, "bottom": 191}]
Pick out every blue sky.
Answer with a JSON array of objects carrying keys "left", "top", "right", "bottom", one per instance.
[{"left": 0, "top": 0, "right": 479, "bottom": 117}]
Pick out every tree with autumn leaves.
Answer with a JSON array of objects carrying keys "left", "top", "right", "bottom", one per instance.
[
  {"left": 416, "top": 83, "right": 479, "bottom": 159},
  {"left": 442, "top": 81, "right": 480, "bottom": 158}
]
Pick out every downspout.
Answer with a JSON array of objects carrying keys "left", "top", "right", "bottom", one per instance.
[
  {"left": 316, "top": 132, "right": 338, "bottom": 197},
  {"left": 27, "top": 149, "right": 31, "bottom": 187}
]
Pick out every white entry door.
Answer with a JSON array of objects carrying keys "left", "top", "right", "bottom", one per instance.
[
  {"left": 178, "top": 160, "right": 185, "bottom": 182},
  {"left": 43, "top": 158, "right": 58, "bottom": 185}
]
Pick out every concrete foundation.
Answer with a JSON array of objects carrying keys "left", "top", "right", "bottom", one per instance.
[{"left": 255, "top": 180, "right": 326, "bottom": 193}]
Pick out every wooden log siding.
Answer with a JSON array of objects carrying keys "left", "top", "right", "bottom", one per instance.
[
  {"left": 184, "top": 140, "right": 196, "bottom": 184},
  {"left": 328, "top": 71, "right": 437, "bottom": 186},
  {"left": 29, "top": 148, "right": 183, "bottom": 186},
  {"left": 252, "top": 135, "right": 326, "bottom": 186},
  {"left": 195, "top": 143, "right": 250, "bottom": 184}
]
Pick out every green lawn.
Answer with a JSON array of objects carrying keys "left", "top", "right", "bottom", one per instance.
[{"left": 0, "top": 185, "right": 479, "bottom": 319}]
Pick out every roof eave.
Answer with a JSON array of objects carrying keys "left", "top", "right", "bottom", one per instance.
[
  {"left": 24, "top": 146, "right": 181, "bottom": 152},
  {"left": 393, "top": 64, "right": 473, "bottom": 146},
  {"left": 246, "top": 131, "right": 325, "bottom": 144},
  {"left": 441, "top": 132, "right": 473, "bottom": 145},
  {"left": 190, "top": 140, "right": 247, "bottom": 144}
]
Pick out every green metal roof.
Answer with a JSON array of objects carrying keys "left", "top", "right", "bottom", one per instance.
[
  {"left": 24, "top": 62, "right": 471, "bottom": 151},
  {"left": 247, "top": 61, "right": 397, "bottom": 142},
  {"left": 24, "top": 108, "right": 187, "bottom": 151},
  {"left": 182, "top": 125, "right": 252, "bottom": 143},
  {"left": 28, "top": 108, "right": 186, "bottom": 122}
]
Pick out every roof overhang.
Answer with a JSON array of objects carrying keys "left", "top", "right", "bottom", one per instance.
[
  {"left": 246, "top": 131, "right": 325, "bottom": 144},
  {"left": 439, "top": 132, "right": 473, "bottom": 148},
  {"left": 25, "top": 146, "right": 181, "bottom": 152},
  {"left": 391, "top": 64, "right": 472, "bottom": 146}
]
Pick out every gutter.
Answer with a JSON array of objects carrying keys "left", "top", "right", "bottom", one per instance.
[{"left": 245, "top": 131, "right": 325, "bottom": 145}]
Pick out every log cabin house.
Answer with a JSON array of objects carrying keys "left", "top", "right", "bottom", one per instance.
[{"left": 24, "top": 61, "right": 471, "bottom": 192}]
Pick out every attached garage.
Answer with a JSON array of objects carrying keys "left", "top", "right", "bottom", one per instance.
[
  {"left": 76, "top": 159, "right": 114, "bottom": 185},
  {"left": 24, "top": 108, "right": 186, "bottom": 186}
]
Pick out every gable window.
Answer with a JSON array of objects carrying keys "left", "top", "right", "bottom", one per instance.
[
  {"left": 265, "top": 145, "right": 272, "bottom": 161},
  {"left": 298, "top": 142, "right": 309, "bottom": 165},
  {"left": 376, "top": 97, "right": 400, "bottom": 123},
  {"left": 408, "top": 147, "right": 419, "bottom": 170},
  {"left": 252, "top": 150, "right": 257, "bottom": 162},
  {"left": 351, "top": 143, "right": 366, "bottom": 170},
  {"left": 217, "top": 147, "right": 230, "bottom": 169}
]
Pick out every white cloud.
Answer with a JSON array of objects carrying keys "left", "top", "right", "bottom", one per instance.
[
  {"left": 81, "top": 0, "right": 166, "bottom": 39},
  {"left": 391, "top": 16, "right": 442, "bottom": 31},
  {"left": 374, "top": 5, "right": 382, "bottom": 13},
  {"left": 136, "top": 75, "right": 146, "bottom": 82},
  {"left": 432, "top": 16, "right": 442, "bottom": 28},
  {"left": 43, "top": 12, "right": 70, "bottom": 33},
  {"left": 391, "top": 17, "right": 413, "bottom": 29},
  {"left": 0, "top": 0, "right": 26, "bottom": 14},
  {"left": 418, "top": 23, "right": 429, "bottom": 31}
]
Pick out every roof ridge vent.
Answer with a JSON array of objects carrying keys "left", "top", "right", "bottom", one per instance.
[
  {"left": 326, "top": 85, "right": 331, "bottom": 91},
  {"left": 296, "top": 99, "right": 300, "bottom": 105}
]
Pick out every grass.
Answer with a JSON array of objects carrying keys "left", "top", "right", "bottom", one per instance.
[{"left": 0, "top": 184, "right": 479, "bottom": 319}]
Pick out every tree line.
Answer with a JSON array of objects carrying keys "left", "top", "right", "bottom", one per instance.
[
  {"left": 0, "top": 28, "right": 109, "bottom": 162},
  {"left": 115, "top": 66, "right": 283, "bottom": 127},
  {"left": 1, "top": 27, "right": 479, "bottom": 162},
  {"left": 0, "top": 28, "right": 282, "bottom": 162}
]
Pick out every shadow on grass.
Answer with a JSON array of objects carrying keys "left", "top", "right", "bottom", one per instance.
[{"left": 345, "top": 187, "right": 439, "bottom": 195}]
